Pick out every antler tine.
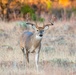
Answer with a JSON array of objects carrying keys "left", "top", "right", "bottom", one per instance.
[
  {"left": 43, "top": 22, "right": 54, "bottom": 28},
  {"left": 43, "top": 16, "right": 56, "bottom": 28},
  {"left": 35, "top": 21, "right": 38, "bottom": 28},
  {"left": 26, "top": 22, "right": 34, "bottom": 26}
]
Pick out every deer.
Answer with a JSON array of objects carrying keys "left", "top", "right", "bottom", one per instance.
[{"left": 20, "top": 20, "right": 55, "bottom": 71}]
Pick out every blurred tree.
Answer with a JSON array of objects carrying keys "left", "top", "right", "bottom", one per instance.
[
  {"left": 59, "top": 0, "right": 70, "bottom": 7},
  {"left": 21, "top": 4, "right": 35, "bottom": 21},
  {"left": 59, "top": 0, "right": 71, "bottom": 20},
  {"left": 0, "top": 0, "right": 75, "bottom": 21},
  {"left": 51, "top": 0, "right": 55, "bottom": 2}
]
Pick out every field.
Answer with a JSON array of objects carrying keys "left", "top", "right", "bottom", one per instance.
[{"left": 0, "top": 20, "right": 76, "bottom": 75}]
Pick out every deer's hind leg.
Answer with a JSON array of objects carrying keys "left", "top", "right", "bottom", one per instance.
[
  {"left": 21, "top": 48, "right": 26, "bottom": 66},
  {"left": 26, "top": 50, "right": 29, "bottom": 63},
  {"left": 21, "top": 48, "right": 29, "bottom": 63}
]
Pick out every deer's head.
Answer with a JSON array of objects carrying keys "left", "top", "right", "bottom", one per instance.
[{"left": 26, "top": 21, "right": 54, "bottom": 39}]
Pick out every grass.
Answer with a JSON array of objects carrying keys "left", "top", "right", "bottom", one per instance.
[
  {"left": 0, "top": 20, "right": 76, "bottom": 75},
  {"left": 51, "top": 58, "right": 71, "bottom": 68}
]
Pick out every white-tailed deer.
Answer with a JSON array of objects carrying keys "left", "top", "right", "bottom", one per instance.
[{"left": 20, "top": 21, "right": 54, "bottom": 71}]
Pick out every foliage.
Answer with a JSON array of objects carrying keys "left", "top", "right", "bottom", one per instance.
[
  {"left": 31, "top": 13, "right": 44, "bottom": 22},
  {"left": 21, "top": 5, "right": 44, "bottom": 22},
  {"left": 31, "top": 13, "right": 37, "bottom": 21},
  {"left": 59, "top": 0, "right": 71, "bottom": 7},
  {"left": 38, "top": 17, "right": 44, "bottom": 22},
  {"left": 45, "top": 0, "right": 52, "bottom": 9},
  {"left": 21, "top": 4, "right": 35, "bottom": 15},
  {"left": 72, "top": 7, "right": 76, "bottom": 14}
]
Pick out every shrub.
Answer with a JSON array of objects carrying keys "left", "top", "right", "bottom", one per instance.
[
  {"left": 31, "top": 13, "right": 37, "bottom": 21},
  {"left": 21, "top": 4, "right": 44, "bottom": 22},
  {"left": 21, "top": 4, "right": 35, "bottom": 15},
  {"left": 72, "top": 7, "right": 76, "bottom": 14}
]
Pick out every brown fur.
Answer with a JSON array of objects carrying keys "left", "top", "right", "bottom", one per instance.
[{"left": 19, "top": 22, "right": 54, "bottom": 70}]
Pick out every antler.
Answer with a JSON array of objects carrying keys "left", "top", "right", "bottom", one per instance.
[
  {"left": 35, "top": 21, "right": 38, "bottom": 28},
  {"left": 43, "top": 16, "right": 56, "bottom": 28},
  {"left": 26, "top": 22, "right": 34, "bottom": 26},
  {"left": 43, "top": 22, "right": 53, "bottom": 28},
  {"left": 26, "top": 22, "right": 38, "bottom": 28}
]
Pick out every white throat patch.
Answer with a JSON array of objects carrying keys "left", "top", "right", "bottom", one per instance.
[{"left": 36, "top": 35, "right": 42, "bottom": 40}]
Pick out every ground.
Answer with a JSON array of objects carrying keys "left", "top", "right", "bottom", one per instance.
[{"left": 0, "top": 20, "right": 76, "bottom": 75}]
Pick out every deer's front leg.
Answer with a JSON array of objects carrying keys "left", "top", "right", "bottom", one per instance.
[{"left": 35, "top": 44, "right": 41, "bottom": 71}]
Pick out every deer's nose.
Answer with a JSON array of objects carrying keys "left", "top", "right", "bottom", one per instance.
[
  {"left": 39, "top": 34, "right": 43, "bottom": 37},
  {"left": 39, "top": 32, "right": 43, "bottom": 37}
]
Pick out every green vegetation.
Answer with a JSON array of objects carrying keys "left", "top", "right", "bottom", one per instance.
[
  {"left": 21, "top": 4, "right": 44, "bottom": 22},
  {"left": 21, "top": 4, "right": 35, "bottom": 15},
  {"left": 31, "top": 13, "right": 37, "bottom": 21},
  {"left": 38, "top": 17, "right": 44, "bottom": 22},
  {"left": 72, "top": 7, "right": 76, "bottom": 14},
  {"left": 51, "top": 58, "right": 71, "bottom": 68}
]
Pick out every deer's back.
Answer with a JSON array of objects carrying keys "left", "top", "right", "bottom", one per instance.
[{"left": 22, "top": 31, "right": 33, "bottom": 37}]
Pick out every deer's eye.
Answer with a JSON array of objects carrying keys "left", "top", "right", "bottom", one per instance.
[{"left": 37, "top": 30, "right": 39, "bottom": 31}]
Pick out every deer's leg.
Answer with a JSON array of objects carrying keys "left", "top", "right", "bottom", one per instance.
[
  {"left": 26, "top": 50, "right": 29, "bottom": 63},
  {"left": 35, "top": 51, "right": 39, "bottom": 71},
  {"left": 22, "top": 48, "right": 26, "bottom": 56},
  {"left": 22, "top": 48, "right": 29, "bottom": 63},
  {"left": 35, "top": 44, "right": 41, "bottom": 71},
  {"left": 21, "top": 48, "right": 26, "bottom": 66}
]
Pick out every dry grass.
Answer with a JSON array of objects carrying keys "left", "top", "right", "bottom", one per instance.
[{"left": 0, "top": 20, "right": 76, "bottom": 75}]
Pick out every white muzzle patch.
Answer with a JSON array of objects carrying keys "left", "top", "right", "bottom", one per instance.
[{"left": 36, "top": 35, "right": 42, "bottom": 40}]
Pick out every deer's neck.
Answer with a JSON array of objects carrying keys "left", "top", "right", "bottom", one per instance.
[{"left": 31, "top": 34, "right": 42, "bottom": 47}]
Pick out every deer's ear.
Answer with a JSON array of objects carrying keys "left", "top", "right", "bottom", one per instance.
[
  {"left": 26, "top": 22, "right": 37, "bottom": 30},
  {"left": 32, "top": 25, "right": 37, "bottom": 30},
  {"left": 44, "top": 25, "right": 49, "bottom": 30}
]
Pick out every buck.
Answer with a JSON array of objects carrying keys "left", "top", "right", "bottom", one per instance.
[{"left": 20, "top": 21, "right": 54, "bottom": 71}]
